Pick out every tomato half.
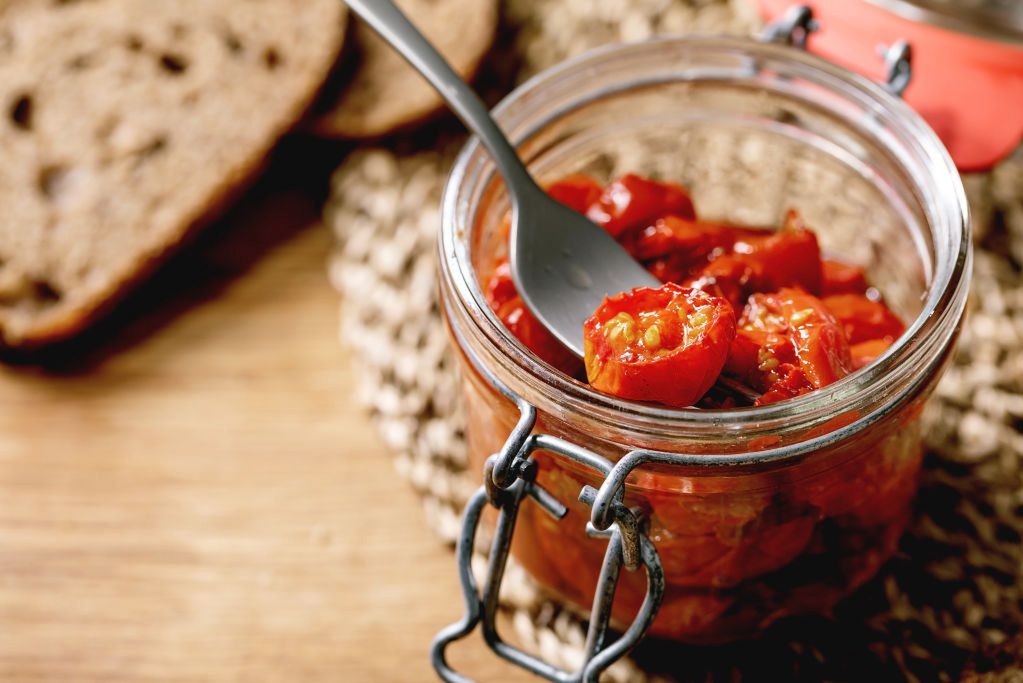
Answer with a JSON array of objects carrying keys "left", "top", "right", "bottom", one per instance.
[
  {"left": 822, "top": 259, "right": 868, "bottom": 295},
  {"left": 641, "top": 496, "right": 815, "bottom": 588},
  {"left": 822, "top": 294, "right": 905, "bottom": 345},
  {"left": 583, "top": 284, "right": 735, "bottom": 407},
  {"left": 721, "top": 318, "right": 793, "bottom": 392},
  {"left": 484, "top": 259, "right": 518, "bottom": 306},
  {"left": 645, "top": 255, "right": 690, "bottom": 285},
  {"left": 485, "top": 261, "right": 581, "bottom": 375},
  {"left": 770, "top": 288, "right": 854, "bottom": 388},
  {"left": 622, "top": 216, "right": 762, "bottom": 262},
  {"left": 733, "top": 210, "right": 823, "bottom": 295},
  {"left": 495, "top": 176, "right": 604, "bottom": 241},
  {"left": 684, "top": 254, "right": 755, "bottom": 310},
  {"left": 850, "top": 338, "right": 894, "bottom": 370},
  {"left": 756, "top": 365, "right": 814, "bottom": 406},
  {"left": 545, "top": 175, "right": 603, "bottom": 213},
  {"left": 585, "top": 174, "right": 696, "bottom": 238},
  {"left": 683, "top": 211, "right": 823, "bottom": 307},
  {"left": 725, "top": 288, "right": 853, "bottom": 399}
]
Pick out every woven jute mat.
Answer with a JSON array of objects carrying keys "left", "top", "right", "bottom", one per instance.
[{"left": 325, "top": 1, "right": 1023, "bottom": 680}]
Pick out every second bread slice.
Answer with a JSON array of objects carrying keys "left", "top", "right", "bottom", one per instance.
[{"left": 311, "top": 0, "right": 498, "bottom": 139}]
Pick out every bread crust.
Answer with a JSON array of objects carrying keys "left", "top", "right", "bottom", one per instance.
[{"left": 311, "top": 0, "right": 498, "bottom": 140}]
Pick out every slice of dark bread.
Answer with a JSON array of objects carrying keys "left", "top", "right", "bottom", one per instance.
[
  {"left": 0, "top": 0, "right": 346, "bottom": 347},
  {"left": 311, "top": 0, "right": 498, "bottom": 139}
]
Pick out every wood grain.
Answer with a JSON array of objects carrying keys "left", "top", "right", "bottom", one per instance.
[{"left": 0, "top": 185, "right": 530, "bottom": 682}]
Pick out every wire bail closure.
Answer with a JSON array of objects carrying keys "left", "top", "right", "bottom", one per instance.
[{"left": 429, "top": 406, "right": 667, "bottom": 683}]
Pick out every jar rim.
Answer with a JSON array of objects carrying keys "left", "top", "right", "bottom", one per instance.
[{"left": 440, "top": 35, "right": 970, "bottom": 441}]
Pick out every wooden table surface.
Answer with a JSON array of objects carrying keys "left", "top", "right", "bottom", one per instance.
[{"left": 0, "top": 170, "right": 533, "bottom": 682}]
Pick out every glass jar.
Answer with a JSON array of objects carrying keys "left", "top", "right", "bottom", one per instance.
[{"left": 438, "top": 36, "right": 970, "bottom": 644}]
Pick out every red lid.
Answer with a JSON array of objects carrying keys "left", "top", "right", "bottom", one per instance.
[{"left": 755, "top": 0, "right": 1023, "bottom": 171}]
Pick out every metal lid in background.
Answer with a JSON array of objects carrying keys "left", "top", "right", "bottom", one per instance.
[{"left": 868, "top": 0, "right": 1023, "bottom": 45}]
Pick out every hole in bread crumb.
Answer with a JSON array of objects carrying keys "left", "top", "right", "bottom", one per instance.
[
  {"left": 132, "top": 135, "right": 168, "bottom": 168},
  {"left": 68, "top": 53, "right": 94, "bottom": 70},
  {"left": 223, "top": 32, "right": 244, "bottom": 55},
  {"left": 159, "top": 53, "right": 189, "bottom": 75},
  {"left": 0, "top": 29, "right": 14, "bottom": 55},
  {"left": 9, "top": 94, "right": 32, "bottom": 131},
  {"left": 170, "top": 23, "right": 188, "bottom": 40},
  {"left": 31, "top": 280, "right": 62, "bottom": 304},
  {"left": 262, "top": 47, "right": 282, "bottom": 70},
  {"left": 95, "top": 115, "right": 119, "bottom": 141},
  {"left": 37, "top": 165, "right": 73, "bottom": 203},
  {"left": 126, "top": 35, "right": 144, "bottom": 51}
]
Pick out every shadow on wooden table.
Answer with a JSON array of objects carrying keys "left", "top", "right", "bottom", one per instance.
[{"left": 0, "top": 136, "right": 351, "bottom": 375}]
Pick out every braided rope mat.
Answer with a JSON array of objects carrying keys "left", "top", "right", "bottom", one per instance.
[{"left": 325, "top": 1, "right": 1023, "bottom": 679}]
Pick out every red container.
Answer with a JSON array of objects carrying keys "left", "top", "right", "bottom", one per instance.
[{"left": 754, "top": 0, "right": 1023, "bottom": 171}]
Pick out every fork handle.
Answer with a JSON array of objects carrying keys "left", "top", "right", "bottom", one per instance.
[{"left": 343, "top": 0, "right": 539, "bottom": 196}]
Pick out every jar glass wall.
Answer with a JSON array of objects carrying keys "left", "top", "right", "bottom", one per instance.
[{"left": 439, "top": 37, "right": 970, "bottom": 642}]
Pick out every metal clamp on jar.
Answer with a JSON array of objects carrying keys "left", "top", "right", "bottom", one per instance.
[{"left": 433, "top": 6, "right": 971, "bottom": 681}]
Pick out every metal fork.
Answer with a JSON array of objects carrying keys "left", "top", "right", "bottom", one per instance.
[
  {"left": 344, "top": 0, "right": 757, "bottom": 403},
  {"left": 343, "top": 0, "right": 659, "bottom": 349}
]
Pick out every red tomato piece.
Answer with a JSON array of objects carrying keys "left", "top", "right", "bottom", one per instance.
[
  {"left": 683, "top": 210, "right": 822, "bottom": 306},
  {"left": 496, "top": 298, "right": 582, "bottom": 375},
  {"left": 645, "top": 255, "right": 689, "bottom": 285},
  {"left": 585, "top": 173, "right": 696, "bottom": 238},
  {"left": 733, "top": 211, "right": 823, "bottom": 295},
  {"left": 643, "top": 591, "right": 736, "bottom": 638},
  {"left": 545, "top": 175, "right": 603, "bottom": 213},
  {"left": 723, "top": 329, "right": 792, "bottom": 393},
  {"left": 645, "top": 503, "right": 815, "bottom": 587},
  {"left": 623, "top": 216, "right": 698, "bottom": 261},
  {"left": 640, "top": 482, "right": 770, "bottom": 535},
  {"left": 723, "top": 295, "right": 798, "bottom": 392},
  {"left": 756, "top": 365, "right": 813, "bottom": 406},
  {"left": 622, "top": 216, "right": 761, "bottom": 262},
  {"left": 485, "top": 261, "right": 581, "bottom": 375},
  {"left": 850, "top": 338, "right": 894, "bottom": 370},
  {"left": 793, "top": 312, "right": 853, "bottom": 388},
  {"left": 772, "top": 289, "right": 854, "bottom": 388},
  {"left": 823, "top": 294, "right": 905, "bottom": 345},
  {"left": 725, "top": 288, "right": 853, "bottom": 398},
  {"left": 484, "top": 260, "right": 518, "bottom": 308},
  {"left": 706, "top": 515, "right": 818, "bottom": 587},
  {"left": 645, "top": 531, "right": 733, "bottom": 583},
  {"left": 822, "top": 259, "right": 868, "bottom": 295},
  {"left": 684, "top": 254, "right": 755, "bottom": 310},
  {"left": 583, "top": 284, "right": 736, "bottom": 407}
]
